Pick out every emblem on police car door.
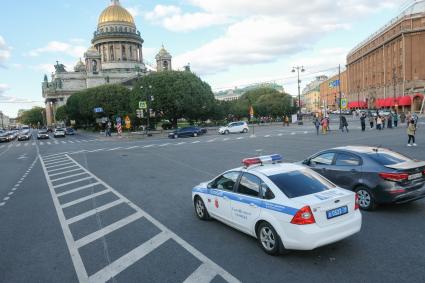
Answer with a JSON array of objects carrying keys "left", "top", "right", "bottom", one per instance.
[{"left": 214, "top": 199, "right": 219, "bottom": 208}]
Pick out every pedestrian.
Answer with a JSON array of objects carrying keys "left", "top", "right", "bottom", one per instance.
[
  {"left": 400, "top": 112, "right": 406, "bottom": 124},
  {"left": 284, "top": 115, "right": 289, "bottom": 126},
  {"left": 407, "top": 118, "right": 417, "bottom": 146},
  {"left": 326, "top": 116, "right": 331, "bottom": 131},
  {"left": 381, "top": 115, "right": 386, "bottom": 129},
  {"left": 106, "top": 121, "right": 112, "bottom": 136},
  {"left": 376, "top": 116, "right": 382, "bottom": 130},
  {"left": 393, "top": 112, "right": 399, "bottom": 128},
  {"left": 369, "top": 115, "right": 374, "bottom": 128},
  {"left": 360, "top": 113, "right": 366, "bottom": 131},
  {"left": 340, "top": 115, "right": 349, "bottom": 132},
  {"left": 313, "top": 118, "right": 320, "bottom": 135},
  {"left": 387, "top": 113, "right": 393, "bottom": 129},
  {"left": 321, "top": 117, "right": 328, "bottom": 134}
]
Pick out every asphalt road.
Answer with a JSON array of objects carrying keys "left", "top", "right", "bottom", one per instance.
[{"left": 1, "top": 122, "right": 425, "bottom": 283}]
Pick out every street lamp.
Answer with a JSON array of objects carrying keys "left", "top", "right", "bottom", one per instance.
[
  {"left": 140, "top": 85, "right": 153, "bottom": 136},
  {"left": 292, "top": 66, "right": 305, "bottom": 125}
]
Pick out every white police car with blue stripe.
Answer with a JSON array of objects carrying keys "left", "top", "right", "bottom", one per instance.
[{"left": 192, "top": 154, "right": 362, "bottom": 255}]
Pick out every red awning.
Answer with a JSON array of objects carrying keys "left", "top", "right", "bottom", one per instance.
[
  {"left": 397, "top": 96, "right": 411, "bottom": 106},
  {"left": 413, "top": 93, "right": 424, "bottom": 99},
  {"left": 348, "top": 101, "right": 367, "bottom": 108}
]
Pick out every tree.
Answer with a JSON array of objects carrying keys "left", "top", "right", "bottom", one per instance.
[
  {"left": 55, "top": 105, "right": 68, "bottom": 123},
  {"left": 131, "top": 71, "right": 216, "bottom": 127},
  {"left": 20, "top": 107, "right": 44, "bottom": 126}
]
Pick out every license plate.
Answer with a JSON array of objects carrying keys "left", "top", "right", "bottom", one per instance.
[
  {"left": 326, "top": 206, "right": 348, "bottom": 219},
  {"left": 408, "top": 173, "right": 423, "bottom": 180}
]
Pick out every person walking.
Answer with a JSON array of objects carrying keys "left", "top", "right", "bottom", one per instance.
[
  {"left": 340, "top": 115, "right": 349, "bottom": 132},
  {"left": 393, "top": 112, "right": 399, "bottom": 128},
  {"left": 376, "top": 116, "right": 382, "bottom": 130},
  {"left": 284, "top": 115, "right": 290, "bottom": 126},
  {"left": 360, "top": 113, "right": 366, "bottom": 131},
  {"left": 321, "top": 117, "right": 328, "bottom": 134},
  {"left": 407, "top": 118, "right": 417, "bottom": 146},
  {"left": 400, "top": 112, "right": 406, "bottom": 124},
  {"left": 313, "top": 118, "right": 320, "bottom": 135},
  {"left": 106, "top": 121, "right": 112, "bottom": 137},
  {"left": 387, "top": 113, "right": 393, "bottom": 129},
  {"left": 381, "top": 115, "right": 386, "bottom": 129},
  {"left": 369, "top": 115, "right": 374, "bottom": 128}
]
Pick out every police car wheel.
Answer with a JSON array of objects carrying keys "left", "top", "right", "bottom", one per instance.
[
  {"left": 225, "top": 130, "right": 229, "bottom": 135},
  {"left": 257, "top": 222, "right": 282, "bottom": 255},
  {"left": 242, "top": 128, "right": 248, "bottom": 133},
  {"left": 355, "top": 186, "right": 376, "bottom": 211},
  {"left": 194, "top": 197, "right": 210, "bottom": 220}
]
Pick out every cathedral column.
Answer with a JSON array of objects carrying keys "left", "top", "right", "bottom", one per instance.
[{"left": 45, "top": 102, "right": 53, "bottom": 126}]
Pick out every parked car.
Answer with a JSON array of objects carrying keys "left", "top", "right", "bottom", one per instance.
[
  {"left": 54, "top": 128, "right": 66, "bottom": 138},
  {"left": 37, "top": 130, "right": 50, "bottom": 139},
  {"left": 0, "top": 132, "right": 10, "bottom": 142},
  {"left": 65, "top": 128, "right": 75, "bottom": 135},
  {"left": 301, "top": 146, "right": 425, "bottom": 210},
  {"left": 18, "top": 130, "right": 32, "bottom": 141},
  {"left": 168, "top": 127, "right": 204, "bottom": 138},
  {"left": 218, "top": 121, "right": 249, "bottom": 135}
]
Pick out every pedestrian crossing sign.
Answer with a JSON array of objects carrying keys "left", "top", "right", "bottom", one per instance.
[{"left": 341, "top": 98, "right": 348, "bottom": 109}]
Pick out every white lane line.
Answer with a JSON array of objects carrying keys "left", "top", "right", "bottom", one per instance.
[
  {"left": 0, "top": 202, "right": 5, "bottom": 206},
  {"left": 48, "top": 165, "right": 79, "bottom": 173},
  {"left": 69, "top": 141, "right": 75, "bottom": 144},
  {"left": 159, "top": 143, "right": 170, "bottom": 147},
  {"left": 192, "top": 141, "right": 200, "bottom": 144},
  {"left": 250, "top": 135, "right": 256, "bottom": 138},
  {"left": 8, "top": 192, "right": 13, "bottom": 196},
  {"left": 106, "top": 147, "right": 123, "bottom": 151},
  {"left": 89, "top": 232, "right": 170, "bottom": 282},
  {"left": 264, "top": 135, "right": 271, "bottom": 138},
  {"left": 53, "top": 176, "right": 94, "bottom": 189},
  {"left": 85, "top": 148, "right": 108, "bottom": 153},
  {"left": 237, "top": 137, "right": 244, "bottom": 140},
  {"left": 56, "top": 182, "right": 101, "bottom": 197},
  {"left": 223, "top": 138, "right": 230, "bottom": 141},
  {"left": 24, "top": 143, "right": 29, "bottom": 147},
  {"left": 176, "top": 142, "right": 186, "bottom": 145},
  {"left": 143, "top": 144, "right": 155, "bottom": 148},
  {"left": 278, "top": 133, "right": 283, "bottom": 136},
  {"left": 46, "top": 161, "right": 74, "bottom": 169},
  {"left": 61, "top": 141, "right": 66, "bottom": 144},
  {"left": 12, "top": 188, "right": 17, "bottom": 191},
  {"left": 126, "top": 146, "right": 140, "bottom": 149},
  {"left": 291, "top": 132, "right": 296, "bottom": 135},
  {"left": 3, "top": 197, "right": 10, "bottom": 201},
  {"left": 61, "top": 189, "right": 110, "bottom": 209},
  {"left": 47, "top": 142, "right": 51, "bottom": 145},
  {"left": 304, "top": 131, "right": 309, "bottom": 134},
  {"left": 43, "top": 152, "right": 70, "bottom": 160},
  {"left": 183, "top": 263, "right": 219, "bottom": 283},
  {"left": 51, "top": 172, "right": 88, "bottom": 182},
  {"left": 49, "top": 168, "right": 82, "bottom": 177},
  {"left": 75, "top": 140, "right": 81, "bottom": 143},
  {"left": 16, "top": 143, "right": 21, "bottom": 147},
  {"left": 44, "top": 158, "right": 71, "bottom": 165},
  {"left": 207, "top": 139, "right": 216, "bottom": 143},
  {"left": 66, "top": 199, "right": 124, "bottom": 225},
  {"left": 75, "top": 212, "right": 144, "bottom": 248}
]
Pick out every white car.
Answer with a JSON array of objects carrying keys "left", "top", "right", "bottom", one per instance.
[
  {"left": 54, "top": 128, "right": 66, "bottom": 138},
  {"left": 192, "top": 154, "right": 362, "bottom": 255},
  {"left": 218, "top": 121, "right": 249, "bottom": 135}
]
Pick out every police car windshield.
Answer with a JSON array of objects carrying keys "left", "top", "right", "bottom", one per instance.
[{"left": 268, "top": 170, "right": 335, "bottom": 198}]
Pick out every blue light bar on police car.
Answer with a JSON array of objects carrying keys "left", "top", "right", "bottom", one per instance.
[{"left": 243, "top": 154, "right": 283, "bottom": 167}]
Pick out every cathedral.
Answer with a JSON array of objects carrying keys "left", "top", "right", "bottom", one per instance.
[{"left": 42, "top": 0, "right": 173, "bottom": 125}]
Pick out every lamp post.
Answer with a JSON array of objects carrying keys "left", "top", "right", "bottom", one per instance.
[
  {"left": 292, "top": 66, "right": 305, "bottom": 125},
  {"left": 140, "top": 85, "right": 153, "bottom": 136}
]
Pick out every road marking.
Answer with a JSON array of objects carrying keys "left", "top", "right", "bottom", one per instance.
[
  {"left": 39, "top": 154, "right": 240, "bottom": 283},
  {"left": 223, "top": 138, "right": 229, "bottom": 141},
  {"left": 0, "top": 145, "right": 4, "bottom": 148},
  {"left": 66, "top": 199, "right": 124, "bottom": 225},
  {"left": 60, "top": 189, "right": 110, "bottom": 209},
  {"left": 126, "top": 146, "right": 140, "bottom": 149},
  {"left": 46, "top": 161, "right": 75, "bottom": 169},
  {"left": 0, "top": 202, "right": 5, "bottom": 206},
  {"left": 76, "top": 140, "right": 81, "bottom": 143},
  {"left": 250, "top": 135, "right": 256, "bottom": 138},
  {"left": 207, "top": 139, "right": 216, "bottom": 143},
  {"left": 47, "top": 142, "right": 51, "bottom": 145},
  {"left": 53, "top": 176, "right": 94, "bottom": 189},
  {"left": 69, "top": 141, "right": 74, "bottom": 143},
  {"left": 75, "top": 211, "right": 143, "bottom": 248},
  {"left": 39, "top": 142, "right": 44, "bottom": 145},
  {"left": 278, "top": 133, "right": 283, "bottom": 136},
  {"left": 183, "top": 263, "right": 219, "bottom": 283},
  {"left": 304, "top": 131, "right": 309, "bottom": 134},
  {"left": 159, "top": 143, "right": 170, "bottom": 147},
  {"left": 291, "top": 132, "right": 296, "bottom": 135},
  {"left": 89, "top": 231, "right": 170, "bottom": 282},
  {"left": 176, "top": 142, "right": 186, "bottom": 145},
  {"left": 3, "top": 197, "right": 10, "bottom": 201},
  {"left": 264, "top": 135, "right": 271, "bottom": 138},
  {"left": 16, "top": 143, "right": 21, "bottom": 147},
  {"left": 143, "top": 144, "right": 155, "bottom": 148},
  {"left": 192, "top": 141, "right": 201, "bottom": 144},
  {"left": 48, "top": 165, "right": 79, "bottom": 173},
  {"left": 24, "top": 143, "right": 29, "bottom": 147},
  {"left": 8, "top": 192, "right": 13, "bottom": 196},
  {"left": 106, "top": 147, "right": 124, "bottom": 151},
  {"left": 56, "top": 182, "right": 101, "bottom": 197},
  {"left": 44, "top": 158, "right": 71, "bottom": 165},
  {"left": 237, "top": 137, "right": 244, "bottom": 140},
  {"left": 32, "top": 142, "right": 36, "bottom": 145},
  {"left": 51, "top": 172, "right": 87, "bottom": 182},
  {"left": 49, "top": 168, "right": 82, "bottom": 177},
  {"left": 61, "top": 141, "right": 66, "bottom": 144}
]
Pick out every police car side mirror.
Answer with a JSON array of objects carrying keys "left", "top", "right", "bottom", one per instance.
[{"left": 303, "top": 159, "right": 310, "bottom": 165}]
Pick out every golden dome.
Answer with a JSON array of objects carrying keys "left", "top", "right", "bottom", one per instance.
[{"left": 98, "top": 0, "right": 135, "bottom": 26}]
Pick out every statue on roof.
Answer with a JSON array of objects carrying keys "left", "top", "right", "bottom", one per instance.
[{"left": 54, "top": 61, "right": 67, "bottom": 73}]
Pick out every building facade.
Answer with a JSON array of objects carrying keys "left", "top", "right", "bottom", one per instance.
[
  {"left": 42, "top": 0, "right": 172, "bottom": 125},
  {"left": 346, "top": 1, "right": 425, "bottom": 112},
  {"left": 301, "top": 76, "right": 328, "bottom": 113},
  {"left": 0, "top": 111, "right": 10, "bottom": 129},
  {"left": 320, "top": 71, "right": 348, "bottom": 111}
]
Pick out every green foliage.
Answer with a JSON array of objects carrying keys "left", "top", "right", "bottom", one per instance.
[
  {"left": 55, "top": 105, "right": 68, "bottom": 122},
  {"left": 131, "top": 71, "right": 216, "bottom": 127},
  {"left": 66, "top": 84, "right": 131, "bottom": 126},
  {"left": 19, "top": 107, "right": 44, "bottom": 126},
  {"left": 226, "top": 87, "right": 295, "bottom": 119}
]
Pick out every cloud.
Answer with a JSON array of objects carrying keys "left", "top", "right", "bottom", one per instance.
[
  {"left": 127, "top": 6, "right": 142, "bottom": 17},
  {"left": 0, "top": 84, "right": 41, "bottom": 104},
  {"left": 171, "top": 0, "right": 401, "bottom": 75},
  {"left": 0, "top": 84, "right": 9, "bottom": 94},
  {"left": 30, "top": 62, "right": 74, "bottom": 74},
  {"left": 144, "top": 5, "right": 230, "bottom": 32},
  {"left": 27, "top": 40, "right": 87, "bottom": 58},
  {"left": 0, "top": 36, "right": 11, "bottom": 67}
]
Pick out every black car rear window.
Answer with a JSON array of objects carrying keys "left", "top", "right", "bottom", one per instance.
[
  {"left": 268, "top": 170, "right": 335, "bottom": 199},
  {"left": 367, "top": 151, "right": 412, "bottom": 165}
]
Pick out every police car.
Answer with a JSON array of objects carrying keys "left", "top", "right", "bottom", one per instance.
[{"left": 192, "top": 154, "right": 362, "bottom": 255}]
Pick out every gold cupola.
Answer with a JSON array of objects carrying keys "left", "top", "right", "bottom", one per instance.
[{"left": 98, "top": 0, "right": 135, "bottom": 27}]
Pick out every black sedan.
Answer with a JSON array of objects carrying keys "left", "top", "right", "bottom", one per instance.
[
  {"left": 301, "top": 146, "right": 425, "bottom": 210},
  {"left": 18, "top": 130, "right": 32, "bottom": 141},
  {"left": 65, "top": 128, "right": 75, "bottom": 135},
  {"left": 168, "top": 127, "right": 204, "bottom": 139}
]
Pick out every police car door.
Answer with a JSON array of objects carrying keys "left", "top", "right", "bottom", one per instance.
[
  {"left": 231, "top": 173, "right": 262, "bottom": 234},
  {"left": 207, "top": 171, "right": 240, "bottom": 223}
]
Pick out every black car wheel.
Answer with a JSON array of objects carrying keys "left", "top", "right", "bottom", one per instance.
[
  {"left": 225, "top": 130, "right": 229, "bottom": 135},
  {"left": 256, "top": 222, "right": 285, "bottom": 255},
  {"left": 194, "top": 197, "right": 210, "bottom": 220},
  {"left": 174, "top": 134, "right": 178, "bottom": 139},
  {"left": 356, "top": 186, "right": 376, "bottom": 211}
]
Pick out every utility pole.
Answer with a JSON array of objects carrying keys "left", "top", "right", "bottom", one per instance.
[
  {"left": 292, "top": 66, "right": 305, "bottom": 125},
  {"left": 338, "top": 64, "right": 342, "bottom": 118},
  {"left": 0, "top": 111, "right": 3, "bottom": 129},
  {"left": 392, "top": 68, "right": 397, "bottom": 112}
]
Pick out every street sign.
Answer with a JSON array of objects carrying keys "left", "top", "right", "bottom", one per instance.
[
  {"left": 341, "top": 98, "right": 348, "bottom": 109},
  {"left": 139, "top": 101, "right": 147, "bottom": 109},
  {"left": 94, "top": 107, "right": 103, "bottom": 113}
]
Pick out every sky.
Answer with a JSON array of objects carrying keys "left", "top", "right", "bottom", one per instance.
[{"left": 0, "top": 0, "right": 411, "bottom": 117}]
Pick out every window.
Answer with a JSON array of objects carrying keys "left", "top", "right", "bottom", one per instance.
[
  {"left": 335, "top": 153, "right": 361, "bottom": 166},
  {"left": 236, "top": 173, "right": 261, "bottom": 197},
  {"left": 268, "top": 170, "right": 335, "bottom": 199},
  {"left": 311, "top": 152, "right": 335, "bottom": 165},
  {"left": 367, "top": 151, "right": 412, "bottom": 166},
  {"left": 210, "top": 172, "right": 240, "bottom": 191}
]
